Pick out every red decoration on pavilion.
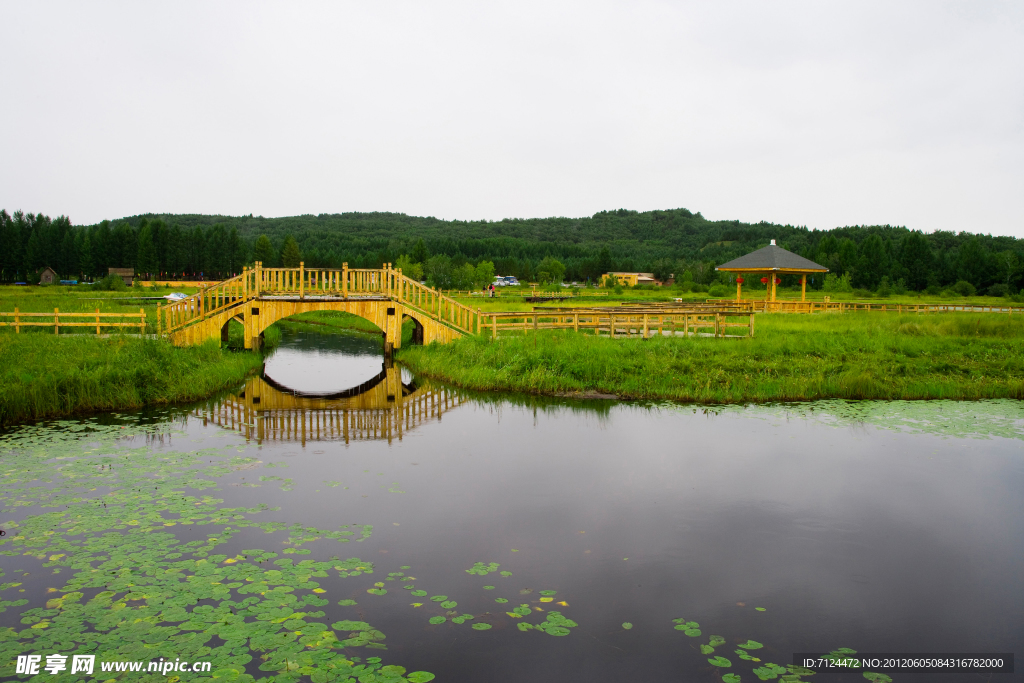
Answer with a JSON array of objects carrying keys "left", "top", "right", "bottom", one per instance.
[
  {"left": 735, "top": 277, "right": 744, "bottom": 284},
  {"left": 760, "top": 277, "right": 768, "bottom": 284}
]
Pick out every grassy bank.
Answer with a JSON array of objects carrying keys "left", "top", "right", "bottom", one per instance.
[
  {"left": 0, "top": 334, "right": 264, "bottom": 426},
  {"left": 398, "top": 313, "right": 1024, "bottom": 402},
  {"left": 273, "top": 310, "right": 384, "bottom": 335}
]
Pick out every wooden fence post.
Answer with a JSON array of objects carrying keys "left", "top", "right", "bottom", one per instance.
[
  {"left": 54, "top": 308, "right": 59, "bottom": 335},
  {"left": 299, "top": 262, "right": 305, "bottom": 299},
  {"left": 140, "top": 308, "right": 146, "bottom": 335},
  {"left": 14, "top": 307, "right": 19, "bottom": 334},
  {"left": 96, "top": 308, "right": 101, "bottom": 335}
]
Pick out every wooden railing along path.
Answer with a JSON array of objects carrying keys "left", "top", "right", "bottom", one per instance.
[
  {"left": 0, "top": 308, "right": 147, "bottom": 335},
  {"left": 479, "top": 308, "right": 755, "bottom": 339},
  {"left": 705, "top": 299, "right": 1024, "bottom": 315}
]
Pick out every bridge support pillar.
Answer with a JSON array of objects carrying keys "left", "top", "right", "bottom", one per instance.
[
  {"left": 244, "top": 304, "right": 256, "bottom": 349},
  {"left": 385, "top": 303, "right": 402, "bottom": 350}
]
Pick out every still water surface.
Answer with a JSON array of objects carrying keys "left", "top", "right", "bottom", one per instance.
[{"left": 2, "top": 327, "right": 1022, "bottom": 682}]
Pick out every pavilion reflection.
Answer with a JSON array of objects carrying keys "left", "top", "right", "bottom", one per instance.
[{"left": 194, "top": 363, "right": 463, "bottom": 444}]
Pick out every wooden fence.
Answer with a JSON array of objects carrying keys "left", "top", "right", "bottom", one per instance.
[
  {"left": 704, "top": 299, "right": 1024, "bottom": 315},
  {"left": 0, "top": 308, "right": 147, "bottom": 334},
  {"left": 479, "top": 308, "right": 755, "bottom": 339}
]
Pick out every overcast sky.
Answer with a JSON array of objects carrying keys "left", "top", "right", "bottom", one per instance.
[{"left": 1, "top": 1, "right": 1022, "bottom": 236}]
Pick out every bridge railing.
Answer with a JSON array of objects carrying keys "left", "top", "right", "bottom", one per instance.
[
  {"left": 392, "top": 270, "right": 481, "bottom": 336},
  {"left": 160, "top": 271, "right": 250, "bottom": 336}
]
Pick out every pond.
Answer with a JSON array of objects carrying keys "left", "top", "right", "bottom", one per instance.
[{"left": 1, "top": 326, "right": 1021, "bottom": 682}]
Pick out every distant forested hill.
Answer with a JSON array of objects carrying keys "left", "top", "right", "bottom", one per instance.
[{"left": 1, "top": 207, "right": 1022, "bottom": 294}]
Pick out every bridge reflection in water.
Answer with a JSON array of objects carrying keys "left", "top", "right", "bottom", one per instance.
[{"left": 195, "top": 364, "right": 463, "bottom": 444}]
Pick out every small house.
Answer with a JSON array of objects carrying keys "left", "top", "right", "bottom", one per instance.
[
  {"left": 601, "top": 272, "right": 668, "bottom": 287},
  {"left": 108, "top": 267, "right": 135, "bottom": 286},
  {"left": 39, "top": 267, "right": 58, "bottom": 285}
]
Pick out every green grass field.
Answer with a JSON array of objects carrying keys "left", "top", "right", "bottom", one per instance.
[
  {"left": 397, "top": 312, "right": 1024, "bottom": 402},
  {"left": 0, "top": 335, "right": 264, "bottom": 426}
]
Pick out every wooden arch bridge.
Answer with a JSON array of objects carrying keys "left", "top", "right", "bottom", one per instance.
[
  {"left": 159, "top": 263, "right": 480, "bottom": 351},
  {"left": 194, "top": 362, "right": 465, "bottom": 444}
]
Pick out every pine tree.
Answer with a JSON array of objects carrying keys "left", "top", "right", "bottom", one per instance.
[
  {"left": 78, "top": 230, "right": 94, "bottom": 280},
  {"left": 411, "top": 239, "right": 429, "bottom": 264},
  {"left": 281, "top": 235, "right": 301, "bottom": 268},
  {"left": 252, "top": 234, "right": 276, "bottom": 266},
  {"left": 137, "top": 224, "right": 158, "bottom": 278}
]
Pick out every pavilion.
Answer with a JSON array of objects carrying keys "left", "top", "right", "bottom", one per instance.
[{"left": 715, "top": 240, "right": 828, "bottom": 302}]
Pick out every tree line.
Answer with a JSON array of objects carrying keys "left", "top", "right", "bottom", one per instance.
[{"left": 1, "top": 208, "right": 1021, "bottom": 294}]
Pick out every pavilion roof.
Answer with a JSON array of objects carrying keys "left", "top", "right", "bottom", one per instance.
[{"left": 716, "top": 242, "right": 828, "bottom": 272}]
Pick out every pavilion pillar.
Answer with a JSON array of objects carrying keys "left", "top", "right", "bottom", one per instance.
[
  {"left": 736, "top": 277, "right": 742, "bottom": 302},
  {"left": 801, "top": 274, "right": 806, "bottom": 302},
  {"left": 771, "top": 273, "right": 777, "bottom": 302}
]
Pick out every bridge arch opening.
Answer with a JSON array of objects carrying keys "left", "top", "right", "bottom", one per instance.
[{"left": 403, "top": 314, "right": 425, "bottom": 345}]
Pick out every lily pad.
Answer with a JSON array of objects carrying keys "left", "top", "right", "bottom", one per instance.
[
  {"left": 411, "top": 590, "right": 427, "bottom": 596},
  {"left": 753, "top": 663, "right": 787, "bottom": 680},
  {"left": 708, "top": 656, "right": 732, "bottom": 667},
  {"left": 429, "top": 595, "right": 447, "bottom": 602},
  {"left": 539, "top": 590, "right": 557, "bottom": 596},
  {"left": 739, "top": 640, "right": 764, "bottom": 650},
  {"left": 723, "top": 675, "right": 741, "bottom": 683},
  {"left": 367, "top": 588, "right": 387, "bottom": 595},
  {"left": 483, "top": 585, "right": 495, "bottom": 590},
  {"left": 407, "top": 673, "right": 436, "bottom": 683},
  {"left": 701, "top": 644, "right": 715, "bottom": 655},
  {"left": 709, "top": 635, "right": 726, "bottom": 647},
  {"left": 338, "top": 599, "right": 358, "bottom": 606},
  {"left": 441, "top": 601, "right": 457, "bottom": 609},
  {"left": 517, "top": 622, "right": 532, "bottom": 632},
  {"left": 863, "top": 674, "right": 892, "bottom": 683},
  {"left": 428, "top": 616, "right": 446, "bottom": 625},
  {"left": 495, "top": 598, "right": 509, "bottom": 603},
  {"left": 622, "top": 622, "right": 633, "bottom": 630},
  {"left": 471, "top": 623, "right": 492, "bottom": 630}
]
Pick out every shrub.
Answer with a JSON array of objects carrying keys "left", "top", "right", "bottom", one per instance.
[
  {"left": 926, "top": 283, "right": 941, "bottom": 295},
  {"left": 952, "top": 280, "right": 976, "bottom": 297},
  {"left": 940, "top": 289, "right": 955, "bottom": 299},
  {"left": 853, "top": 288, "right": 873, "bottom": 298},
  {"left": 893, "top": 278, "right": 907, "bottom": 295},
  {"left": 91, "top": 274, "right": 127, "bottom": 291},
  {"left": 708, "top": 285, "right": 729, "bottom": 297},
  {"left": 987, "top": 284, "right": 1009, "bottom": 297},
  {"left": 823, "top": 273, "right": 853, "bottom": 293},
  {"left": 876, "top": 277, "right": 892, "bottom": 297}
]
